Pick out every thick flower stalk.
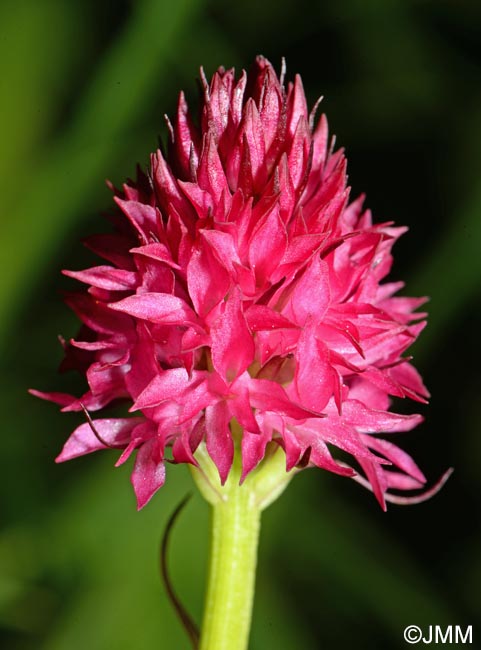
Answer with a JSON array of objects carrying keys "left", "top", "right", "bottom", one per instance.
[{"left": 33, "top": 57, "right": 435, "bottom": 512}]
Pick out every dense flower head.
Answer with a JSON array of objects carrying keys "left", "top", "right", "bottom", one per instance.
[{"left": 33, "top": 57, "right": 435, "bottom": 510}]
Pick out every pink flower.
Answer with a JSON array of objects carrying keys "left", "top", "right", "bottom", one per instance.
[{"left": 32, "top": 57, "right": 439, "bottom": 510}]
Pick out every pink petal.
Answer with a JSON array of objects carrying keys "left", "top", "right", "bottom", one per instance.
[
  {"left": 132, "top": 368, "right": 193, "bottom": 410},
  {"left": 114, "top": 198, "right": 158, "bottom": 241},
  {"left": 109, "top": 293, "right": 198, "bottom": 325},
  {"left": 308, "top": 438, "right": 356, "bottom": 477},
  {"left": 248, "top": 203, "right": 287, "bottom": 285},
  {"left": 201, "top": 230, "right": 243, "bottom": 273},
  {"left": 151, "top": 150, "right": 192, "bottom": 219},
  {"left": 69, "top": 338, "right": 119, "bottom": 351},
  {"left": 115, "top": 438, "right": 142, "bottom": 466},
  {"left": 291, "top": 417, "right": 377, "bottom": 463},
  {"left": 56, "top": 418, "right": 143, "bottom": 462},
  {"left": 240, "top": 99, "right": 267, "bottom": 189},
  {"left": 131, "top": 438, "right": 166, "bottom": 510},
  {"left": 281, "top": 424, "right": 304, "bottom": 471},
  {"left": 384, "top": 472, "right": 425, "bottom": 491},
  {"left": 210, "top": 291, "right": 255, "bottom": 382},
  {"left": 172, "top": 90, "right": 200, "bottom": 178},
  {"left": 130, "top": 243, "right": 181, "bottom": 269},
  {"left": 357, "top": 457, "right": 388, "bottom": 511},
  {"left": 286, "top": 74, "right": 308, "bottom": 138},
  {"left": 341, "top": 399, "right": 423, "bottom": 433},
  {"left": 29, "top": 389, "right": 76, "bottom": 407},
  {"left": 115, "top": 420, "right": 156, "bottom": 467},
  {"left": 241, "top": 428, "right": 272, "bottom": 481},
  {"left": 171, "top": 418, "right": 205, "bottom": 465},
  {"left": 63, "top": 266, "right": 137, "bottom": 291},
  {"left": 228, "top": 377, "right": 261, "bottom": 434},
  {"left": 389, "top": 361, "right": 430, "bottom": 400},
  {"left": 197, "top": 132, "right": 229, "bottom": 202},
  {"left": 187, "top": 240, "right": 230, "bottom": 317},
  {"left": 294, "top": 329, "right": 337, "bottom": 412},
  {"left": 284, "top": 256, "right": 330, "bottom": 325},
  {"left": 245, "top": 305, "right": 297, "bottom": 331},
  {"left": 248, "top": 377, "right": 321, "bottom": 419},
  {"left": 259, "top": 67, "right": 282, "bottom": 151},
  {"left": 361, "top": 435, "right": 426, "bottom": 483},
  {"left": 205, "top": 402, "right": 234, "bottom": 484},
  {"left": 287, "top": 114, "right": 310, "bottom": 189}
]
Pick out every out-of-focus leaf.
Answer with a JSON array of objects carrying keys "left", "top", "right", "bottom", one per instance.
[
  {"left": 4, "top": 460, "right": 204, "bottom": 649},
  {"left": 0, "top": 0, "right": 84, "bottom": 203},
  {"left": 410, "top": 176, "right": 481, "bottom": 360},
  {"left": 0, "top": 0, "right": 200, "bottom": 349}
]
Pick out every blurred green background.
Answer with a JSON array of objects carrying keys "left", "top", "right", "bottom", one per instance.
[{"left": 1, "top": 0, "right": 480, "bottom": 648}]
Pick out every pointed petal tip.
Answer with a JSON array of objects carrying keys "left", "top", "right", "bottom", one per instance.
[
  {"left": 384, "top": 467, "right": 454, "bottom": 506},
  {"left": 29, "top": 389, "right": 76, "bottom": 407},
  {"left": 131, "top": 440, "right": 167, "bottom": 510}
]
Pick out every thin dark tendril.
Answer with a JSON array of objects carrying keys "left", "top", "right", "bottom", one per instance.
[
  {"left": 79, "top": 402, "right": 125, "bottom": 450},
  {"left": 160, "top": 494, "right": 199, "bottom": 649}
]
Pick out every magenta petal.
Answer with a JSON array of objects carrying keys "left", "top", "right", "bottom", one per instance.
[
  {"left": 114, "top": 198, "right": 158, "bottom": 240},
  {"left": 210, "top": 292, "right": 255, "bottom": 382},
  {"left": 69, "top": 338, "right": 119, "bottom": 351},
  {"left": 285, "top": 256, "right": 330, "bottom": 325},
  {"left": 384, "top": 472, "right": 425, "bottom": 491},
  {"left": 292, "top": 418, "right": 377, "bottom": 463},
  {"left": 281, "top": 425, "right": 304, "bottom": 471},
  {"left": 389, "top": 361, "right": 430, "bottom": 400},
  {"left": 245, "top": 305, "right": 297, "bottom": 332},
  {"left": 341, "top": 400, "right": 423, "bottom": 433},
  {"left": 287, "top": 74, "right": 309, "bottom": 138},
  {"left": 132, "top": 368, "right": 191, "bottom": 409},
  {"left": 115, "top": 438, "right": 141, "bottom": 466},
  {"left": 205, "top": 402, "right": 234, "bottom": 484},
  {"left": 357, "top": 457, "right": 388, "bottom": 511},
  {"left": 197, "top": 132, "right": 229, "bottom": 202},
  {"left": 56, "top": 418, "right": 143, "bottom": 462},
  {"left": 172, "top": 91, "right": 200, "bottom": 177},
  {"left": 131, "top": 439, "right": 166, "bottom": 510},
  {"left": 228, "top": 379, "right": 261, "bottom": 434},
  {"left": 29, "top": 389, "right": 76, "bottom": 407},
  {"left": 171, "top": 423, "right": 201, "bottom": 465},
  {"left": 201, "top": 230, "right": 243, "bottom": 275},
  {"left": 248, "top": 378, "right": 320, "bottom": 419},
  {"left": 109, "top": 293, "right": 198, "bottom": 325},
  {"left": 130, "top": 243, "right": 181, "bottom": 269},
  {"left": 115, "top": 420, "right": 156, "bottom": 467},
  {"left": 187, "top": 240, "right": 230, "bottom": 317},
  {"left": 63, "top": 266, "right": 137, "bottom": 291},
  {"left": 361, "top": 435, "right": 426, "bottom": 483},
  {"left": 240, "top": 99, "right": 266, "bottom": 188},
  {"left": 248, "top": 203, "right": 287, "bottom": 284},
  {"left": 294, "top": 330, "right": 336, "bottom": 412},
  {"left": 308, "top": 438, "right": 356, "bottom": 477},
  {"left": 241, "top": 429, "right": 272, "bottom": 481},
  {"left": 133, "top": 369, "right": 219, "bottom": 423}
]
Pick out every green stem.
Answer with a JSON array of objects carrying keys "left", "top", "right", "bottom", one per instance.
[
  {"left": 200, "top": 486, "right": 260, "bottom": 650},
  {"left": 191, "top": 441, "right": 295, "bottom": 650}
]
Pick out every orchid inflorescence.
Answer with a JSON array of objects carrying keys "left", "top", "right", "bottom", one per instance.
[{"left": 33, "top": 56, "right": 446, "bottom": 511}]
